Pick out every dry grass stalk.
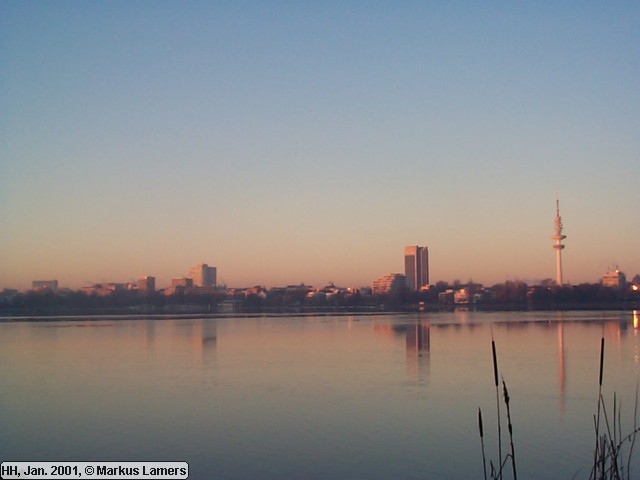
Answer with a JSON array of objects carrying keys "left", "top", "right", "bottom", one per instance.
[
  {"left": 480, "top": 328, "right": 640, "bottom": 480},
  {"left": 593, "top": 336, "right": 605, "bottom": 476},
  {"left": 503, "top": 379, "right": 517, "bottom": 480},
  {"left": 479, "top": 336, "right": 516, "bottom": 480},
  {"left": 492, "top": 336, "right": 503, "bottom": 480},
  {"left": 479, "top": 407, "right": 488, "bottom": 480}
]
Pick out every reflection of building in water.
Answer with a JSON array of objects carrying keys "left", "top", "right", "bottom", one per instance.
[
  {"left": 374, "top": 321, "right": 430, "bottom": 383},
  {"left": 200, "top": 320, "right": 217, "bottom": 365},
  {"left": 453, "top": 308, "right": 470, "bottom": 324},
  {"left": 405, "top": 322, "right": 430, "bottom": 384},
  {"left": 406, "top": 322, "right": 430, "bottom": 354},
  {"left": 145, "top": 319, "right": 156, "bottom": 348},
  {"left": 201, "top": 321, "right": 217, "bottom": 347},
  {"left": 138, "top": 319, "right": 217, "bottom": 368}
]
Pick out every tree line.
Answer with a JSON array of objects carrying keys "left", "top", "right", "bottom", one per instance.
[{"left": 1, "top": 279, "right": 638, "bottom": 316}]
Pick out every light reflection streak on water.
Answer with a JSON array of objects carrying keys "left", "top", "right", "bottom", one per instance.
[{"left": 634, "top": 310, "right": 639, "bottom": 366}]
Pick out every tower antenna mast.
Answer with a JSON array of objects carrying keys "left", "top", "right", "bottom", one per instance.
[{"left": 551, "top": 194, "right": 567, "bottom": 285}]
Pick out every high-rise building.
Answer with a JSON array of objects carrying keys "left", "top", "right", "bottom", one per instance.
[
  {"left": 164, "top": 277, "right": 194, "bottom": 296},
  {"left": 138, "top": 276, "right": 156, "bottom": 293},
  {"left": 172, "top": 277, "right": 193, "bottom": 288},
  {"left": 404, "top": 245, "right": 429, "bottom": 291},
  {"left": 189, "top": 263, "right": 217, "bottom": 288}
]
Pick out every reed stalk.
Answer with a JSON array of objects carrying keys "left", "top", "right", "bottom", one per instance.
[
  {"left": 588, "top": 334, "right": 640, "bottom": 480},
  {"left": 503, "top": 379, "right": 517, "bottom": 480},
  {"left": 492, "top": 336, "right": 502, "bottom": 480},
  {"left": 480, "top": 327, "right": 639, "bottom": 480},
  {"left": 626, "top": 382, "right": 638, "bottom": 477},
  {"left": 593, "top": 336, "right": 605, "bottom": 478},
  {"left": 478, "top": 407, "right": 488, "bottom": 480},
  {"left": 600, "top": 394, "right": 621, "bottom": 479}
]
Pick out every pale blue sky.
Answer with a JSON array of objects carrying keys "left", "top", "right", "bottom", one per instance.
[{"left": 2, "top": 2, "right": 639, "bottom": 290}]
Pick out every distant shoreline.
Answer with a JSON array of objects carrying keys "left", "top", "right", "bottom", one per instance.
[{"left": 1, "top": 302, "right": 637, "bottom": 323}]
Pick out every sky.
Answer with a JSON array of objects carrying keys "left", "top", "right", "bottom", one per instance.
[{"left": 1, "top": 1, "right": 639, "bottom": 291}]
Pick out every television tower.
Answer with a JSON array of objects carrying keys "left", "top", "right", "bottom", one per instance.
[{"left": 551, "top": 195, "right": 566, "bottom": 285}]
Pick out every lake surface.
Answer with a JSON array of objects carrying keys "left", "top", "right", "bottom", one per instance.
[{"left": 2, "top": 310, "right": 639, "bottom": 479}]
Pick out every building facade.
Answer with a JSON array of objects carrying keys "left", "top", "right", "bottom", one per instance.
[
  {"left": 404, "top": 245, "right": 429, "bottom": 291},
  {"left": 138, "top": 276, "right": 156, "bottom": 293},
  {"left": 372, "top": 273, "right": 406, "bottom": 295},
  {"left": 189, "top": 263, "right": 217, "bottom": 288},
  {"left": 602, "top": 268, "right": 626, "bottom": 289}
]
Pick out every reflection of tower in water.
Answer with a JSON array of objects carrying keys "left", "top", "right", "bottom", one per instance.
[
  {"left": 634, "top": 310, "right": 639, "bottom": 366},
  {"left": 556, "top": 316, "right": 566, "bottom": 411}
]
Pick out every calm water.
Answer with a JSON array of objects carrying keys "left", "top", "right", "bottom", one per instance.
[{"left": 1, "top": 311, "right": 639, "bottom": 479}]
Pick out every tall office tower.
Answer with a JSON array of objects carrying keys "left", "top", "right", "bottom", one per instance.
[
  {"left": 189, "top": 263, "right": 217, "bottom": 287},
  {"left": 551, "top": 196, "right": 566, "bottom": 285},
  {"left": 404, "top": 245, "right": 429, "bottom": 291},
  {"left": 138, "top": 276, "right": 156, "bottom": 293}
]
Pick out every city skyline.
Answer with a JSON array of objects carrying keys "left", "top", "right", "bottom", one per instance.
[
  {"left": 2, "top": 3, "right": 639, "bottom": 291},
  {"left": 10, "top": 244, "right": 640, "bottom": 294}
]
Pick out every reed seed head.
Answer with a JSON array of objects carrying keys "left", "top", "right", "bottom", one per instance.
[
  {"left": 502, "top": 380, "right": 510, "bottom": 405},
  {"left": 598, "top": 337, "right": 605, "bottom": 387}
]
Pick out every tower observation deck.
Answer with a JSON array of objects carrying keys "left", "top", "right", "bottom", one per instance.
[{"left": 552, "top": 196, "right": 566, "bottom": 285}]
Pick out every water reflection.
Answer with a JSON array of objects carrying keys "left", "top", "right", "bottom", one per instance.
[
  {"left": 634, "top": 310, "right": 639, "bottom": 367},
  {"left": 145, "top": 319, "right": 155, "bottom": 347},
  {"left": 404, "top": 321, "right": 430, "bottom": 384},
  {"left": 2, "top": 312, "right": 639, "bottom": 480},
  {"left": 200, "top": 320, "right": 217, "bottom": 366},
  {"left": 557, "top": 319, "right": 566, "bottom": 411},
  {"left": 374, "top": 320, "right": 430, "bottom": 384}
]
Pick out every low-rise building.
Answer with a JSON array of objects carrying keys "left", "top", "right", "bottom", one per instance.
[
  {"left": 82, "top": 283, "right": 128, "bottom": 296},
  {"left": 372, "top": 273, "right": 406, "bottom": 295},
  {"left": 602, "top": 268, "right": 626, "bottom": 289},
  {"left": 32, "top": 280, "right": 58, "bottom": 291}
]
